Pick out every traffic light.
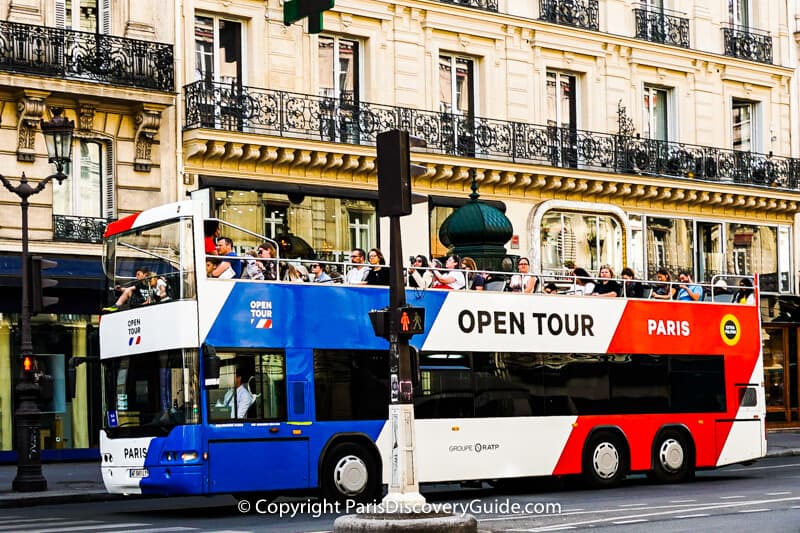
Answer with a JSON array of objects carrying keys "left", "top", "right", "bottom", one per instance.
[
  {"left": 376, "top": 129, "right": 427, "bottom": 217},
  {"left": 30, "top": 255, "right": 58, "bottom": 314},
  {"left": 284, "top": 0, "right": 335, "bottom": 34},
  {"left": 369, "top": 305, "right": 425, "bottom": 339},
  {"left": 22, "top": 355, "right": 34, "bottom": 376}
]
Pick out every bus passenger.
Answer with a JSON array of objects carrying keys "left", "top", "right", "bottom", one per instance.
[
  {"left": 651, "top": 267, "right": 675, "bottom": 300},
  {"left": 256, "top": 243, "right": 278, "bottom": 280},
  {"left": 148, "top": 272, "right": 170, "bottom": 303},
  {"left": 345, "top": 248, "right": 369, "bottom": 284},
  {"left": 204, "top": 220, "right": 220, "bottom": 256},
  {"left": 543, "top": 282, "right": 559, "bottom": 294},
  {"left": 310, "top": 262, "right": 332, "bottom": 283},
  {"left": 408, "top": 255, "right": 433, "bottom": 288},
  {"left": 621, "top": 267, "right": 645, "bottom": 298},
  {"left": 676, "top": 270, "right": 703, "bottom": 301},
  {"left": 734, "top": 278, "right": 755, "bottom": 304},
  {"left": 283, "top": 263, "right": 305, "bottom": 283},
  {"left": 572, "top": 267, "right": 595, "bottom": 295},
  {"left": 365, "top": 248, "right": 390, "bottom": 286},
  {"left": 432, "top": 254, "right": 465, "bottom": 290},
  {"left": 103, "top": 268, "right": 148, "bottom": 312},
  {"left": 461, "top": 257, "right": 485, "bottom": 290},
  {"left": 213, "top": 237, "right": 241, "bottom": 278},
  {"left": 509, "top": 257, "right": 537, "bottom": 293},
  {"left": 593, "top": 265, "right": 621, "bottom": 297}
]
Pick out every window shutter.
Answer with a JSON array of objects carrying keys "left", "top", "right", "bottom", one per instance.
[
  {"left": 100, "top": 0, "right": 111, "bottom": 34},
  {"left": 54, "top": 0, "right": 66, "bottom": 28},
  {"left": 104, "top": 140, "right": 115, "bottom": 219}
]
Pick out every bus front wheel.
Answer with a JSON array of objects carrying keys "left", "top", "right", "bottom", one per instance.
[
  {"left": 651, "top": 429, "right": 694, "bottom": 483},
  {"left": 321, "top": 442, "right": 380, "bottom": 504},
  {"left": 582, "top": 431, "right": 627, "bottom": 488}
]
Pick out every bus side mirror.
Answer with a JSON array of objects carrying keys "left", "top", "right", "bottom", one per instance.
[{"left": 203, "top": 343, "right": 221, "bottom": 388}]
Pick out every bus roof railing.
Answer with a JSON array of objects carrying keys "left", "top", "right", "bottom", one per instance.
[{"left": 203, "top": 255, "right": 758, "bottom": 304}]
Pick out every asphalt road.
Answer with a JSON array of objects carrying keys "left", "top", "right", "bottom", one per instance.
[{"left": 2, "top": 457, "right": 800, "bottom": 532}]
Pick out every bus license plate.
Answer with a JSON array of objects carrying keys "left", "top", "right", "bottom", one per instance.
[{"left": 129, "top": 468, "right": 149, "bottom": 479}]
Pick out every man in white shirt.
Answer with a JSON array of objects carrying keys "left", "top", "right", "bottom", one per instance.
[
  {"left": 345, "top": 248, "right": 369, "bottom": 284},
  {"left": 225, "top": 369, "right": 253, "bottom": 419}
]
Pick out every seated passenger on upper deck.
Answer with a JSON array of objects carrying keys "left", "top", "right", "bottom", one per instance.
[
  {"left": 676, "top": 270, "right": 703, "bottom": 302},
  {"left": 651, "top": 267, "right": 675, "bottom": 300},
  {"left": 593, "top": 265, "right": 621, "bottom": 297},
  {"left": 212, "top": 237, "right": 241, "bottom": 278}
]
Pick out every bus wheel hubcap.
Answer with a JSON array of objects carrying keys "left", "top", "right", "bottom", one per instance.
[
  {"left": 333, "top": 455, "right": 368, "bottom": 495},
  {"left": 593, "top": 442, "right": 619, "bottom": 479},
  {"left": 659, "top": 439, "right": 684, "bottom": 472}
]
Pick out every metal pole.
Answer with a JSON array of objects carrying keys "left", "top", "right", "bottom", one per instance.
[
  {"left": 383, "top": 215, "right": 423, "bottom": 508},
  {"left": 0, "top": 173, "right": 47, "bottom": 492}
]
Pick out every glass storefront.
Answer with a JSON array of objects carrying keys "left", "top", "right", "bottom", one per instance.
[{"left": 0, "top": 314, "right": 100, "bottom": 459}]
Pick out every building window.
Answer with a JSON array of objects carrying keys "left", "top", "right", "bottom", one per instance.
[
  {"left": 318, "top": 36, "right": 359, "bottom": 102},
  {"left": 546, "top": 71, "right": 577, "bottom": 130},
  {"left": 643, "top": 85, "right": 669, "bottom": 141},
  {"left": 732, "top": 99, "right": 754, "bottom": 151},
  {"left": 348, "top": 210, "right": 373, "bottom": 250},
  {"left": 547, "top": 71, "right": 578, "bottom": 167},
  {"left": 645, "top": 217, "right": 694, "bottom": 279},
  {"left": 54, "top": 140, "right": 106, "bottom": 218},
  {"left": 55, "top": 0, "right": 109, "bottom": 33},
  {"left": 439, "top": 54, "right": 475, "bottom": 156},
  {"left": 194, "top": 15, "right": 242, "bottom": 85},
  {"left": 729, "top": 0, "right": 750, "bottom": 27},
  {"left": 540, "top": 211, "right": 623, "bottom": 274}
]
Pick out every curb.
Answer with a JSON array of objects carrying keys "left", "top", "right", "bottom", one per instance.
[{"left": 0, "top": 490, "right": 126, "bottom": 508}]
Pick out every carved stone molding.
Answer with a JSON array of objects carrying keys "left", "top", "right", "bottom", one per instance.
[
  {"left": 181, "top": 136, "right": 800, "bottom": 216},
  {"left": 134, "top": 104, "right": 164, "bottom": 172},
  {"left": 78, "top": 103, "right": 96, "bottom": 132},
  {"left": 15, "top": 90, "right": 49, "bottom": 162}
]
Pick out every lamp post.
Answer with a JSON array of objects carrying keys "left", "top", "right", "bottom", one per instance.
[{"left": 0, "top": 107, "right": 74, "bottom": 492}]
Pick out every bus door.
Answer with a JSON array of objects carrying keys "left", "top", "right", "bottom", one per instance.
[{"left": 205, "top": 351, "right": 310, "bottom": 493}]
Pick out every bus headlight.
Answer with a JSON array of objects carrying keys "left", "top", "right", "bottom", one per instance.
[{"left": 180, "top": 451, "right": 198, "bottom": 462}]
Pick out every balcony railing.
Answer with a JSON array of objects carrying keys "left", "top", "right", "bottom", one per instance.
[
  {"left": 184, "top": 80, "right": 800, "bottom": 191},
  {"left": 633, "top": 7, "right": 690, "bottom": 48},
  {"left": 53, "top": 215, "right": 107, "bottom": 243},
  {"left": 539, "top": 0, "right": 599, "bottom": 31},
  {"left": 436, "top": 0, "right": 498, "bottom": 12},
  {"left": 0, "top": 20, "right": 174, "bottom": 91},
  {"left": 722, "top": 23, "right": 772, "bottom": 64}
]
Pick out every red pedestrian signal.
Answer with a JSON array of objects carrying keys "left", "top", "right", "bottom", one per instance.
[{"left": 22, "top": 356, "right": 33, "bottom": 373}]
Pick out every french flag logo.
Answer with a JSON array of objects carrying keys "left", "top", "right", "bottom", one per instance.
[
  {"left": 128, "top": 336, "right": 142, "bottom": 345},
  {"left": 255, "top": 319, "right": 273, "bottom": 329}
]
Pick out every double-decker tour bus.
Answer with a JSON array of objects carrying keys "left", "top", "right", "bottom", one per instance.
[{"left": 97, "top": 198, "right": 765, "bottom": 501}]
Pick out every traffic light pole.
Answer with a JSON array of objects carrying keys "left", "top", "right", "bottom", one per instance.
[
  {"left": 0, "top": 172, "right": 64, "bottom": 492},
  {"left": 383, "top": 214, "right": 424, "bottom": 508}
]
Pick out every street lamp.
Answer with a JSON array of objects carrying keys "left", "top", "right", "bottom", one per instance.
[{"left": 0, "top": 107, "right": 74, "bottom": 492}]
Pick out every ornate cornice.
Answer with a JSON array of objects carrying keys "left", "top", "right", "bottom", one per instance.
[{"left": 182, "top": 135, "right": 800, "bottom": 216}]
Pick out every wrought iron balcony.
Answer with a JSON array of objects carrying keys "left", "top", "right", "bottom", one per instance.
[
  {"left": 722, "top": 24, "right": 772, "bottom": 64},
  {"left": 184, "top": 80, "right": 800, "bottom": 191},
  {"left": 53, "top": 215, "right": 107, "bottom": 243},
  {"left": 0, "top": 20, "right": 174, "bottom": 91},
  {"left": 436, "top": 0, "right": 498, "bottom": 12},
  {"left": 633, "top": 7, "right": 690, "bottom": 48},
  {"left": 539, "top": 0, "right": 599, "bottom": 31}
]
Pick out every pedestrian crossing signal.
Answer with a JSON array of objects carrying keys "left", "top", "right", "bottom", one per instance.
[{"left": 398, "top": 306, "right": 425, "bottom": 336}]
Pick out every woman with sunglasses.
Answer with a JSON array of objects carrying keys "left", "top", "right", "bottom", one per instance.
[
  {"left": 461, "top": 257, "right": 485, "bottom": 290},
  {"left": 408, "top": 255, "right": 433, "bottom": 288},
  {"left": 365, "top": 248, "right": 390, "bottom": 286}
]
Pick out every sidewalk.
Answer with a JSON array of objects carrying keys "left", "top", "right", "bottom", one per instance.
[{"left": 1, "top": 429, "right": 798, "bottom": 508}]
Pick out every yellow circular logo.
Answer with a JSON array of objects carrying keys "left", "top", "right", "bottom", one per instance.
[{"left": 720, "top": 314, "right": 741, "bottom": 346}]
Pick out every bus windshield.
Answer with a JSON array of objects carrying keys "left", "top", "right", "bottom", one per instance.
[
  {"left": 102, "top": 349, "right": 200, "bottom": 437},
  {"left": 104, "top": 217, "right": 195, "bottom": 306}
]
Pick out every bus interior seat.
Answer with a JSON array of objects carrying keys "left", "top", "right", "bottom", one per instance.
[{"left": 485, "top": 280, "right": 506, "bottom": 291}]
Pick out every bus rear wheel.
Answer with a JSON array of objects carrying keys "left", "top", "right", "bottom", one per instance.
[
  {"left": 583, "top": 431, "right": 627, "bottom": 488},
  {"left": 651, "top": 429, "right": 694, "bottom": 483},
  {"left": 321, "top": 442, "right": 380, "bottom": 504}
]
